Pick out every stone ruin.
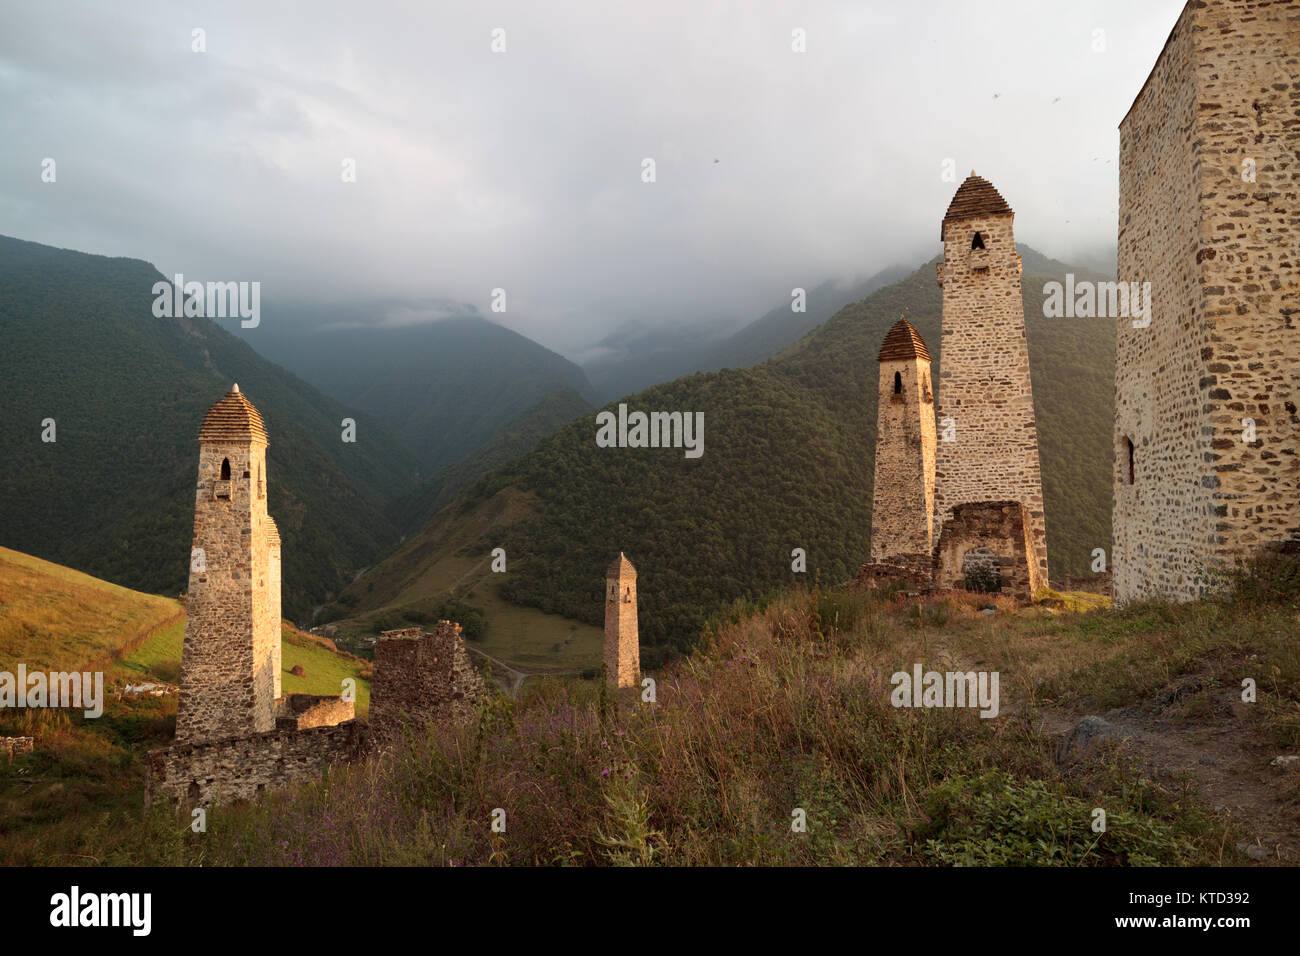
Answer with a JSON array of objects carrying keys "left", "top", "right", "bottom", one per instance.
[
  {"left": 2, "top": 737, "right": 33, "bottom": 763},
  {"left": 145, "top": 387, "right": 486, "bottom": 810},
  {"left": 368, "top": 623, "right": 486, "bottom": 743}
]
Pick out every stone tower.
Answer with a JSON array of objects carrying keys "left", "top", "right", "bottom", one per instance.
[
  {"left": 870, "top": 318, "right": 937, "bottom": 562},
  {"left": 934, "top": 173, "right": 1049, "bottom": 586},
  {"left": 175, "top": 385, "right": 282, "bottom": 744},
  {"left": 1114, "top": 0, "right": 1299, "bottom": 605},
  {"left": 603, "top": 553, "right": 639, "bottom": 689}
]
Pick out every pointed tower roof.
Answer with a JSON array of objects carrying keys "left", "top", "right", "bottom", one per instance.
[
  {"left": 878, "top": 318, "right": 931, "bottom": 363},
  {"left": 198, "top": 385, "right": 269, "bottom": 444},
  {"left": 607, "top": 551, "right": 636, "bottom": 576},
  {"left": 941, "top": 172, "right": 1013, "bottom": 236}
]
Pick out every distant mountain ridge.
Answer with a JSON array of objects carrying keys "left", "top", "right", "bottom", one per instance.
[
  {"left": 581, "top": 263, "right": 912, "bottom": 402},
  {"left": 226, "top": 303, "right": 597, "bottom": 474}
]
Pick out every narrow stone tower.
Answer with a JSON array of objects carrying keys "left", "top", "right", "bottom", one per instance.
[
  {"left": 175, "top": 385, "right": 282, "bottom": 744},
  {"left": 934, "top": 173, "right": 1049, "bottom": 586},
  {"left": 603, "top": 553, "right": 639, "bottom": 689},
  {"left": 1114, "top": 0, "right": 1300, "bottom": 605},
  {"left": 870, "top": 318, "right": 937, "bottom": 563}
]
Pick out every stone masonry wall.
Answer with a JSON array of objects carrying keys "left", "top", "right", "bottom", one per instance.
[
  {"left": 1114, "top": 0, "right": 1300, "bottom": 604},
  {"left": 934, "top": 202, "right": 1050, "bottom": 587},
  {"left": 145, "top": 721, "right": 367, "bottom": 808},
  {"left": 368, "top": 622, "right": 485, "bottom": 741},
  {"left": 933, "top": 500, "right": 1040, "bottom": 600},
  {"left": 871, "top": 356, "right": 937, "bottom": 560}
]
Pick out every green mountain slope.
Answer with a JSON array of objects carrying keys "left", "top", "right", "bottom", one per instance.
[
  {"left": 342, "top": 246, "right": 1114, "bottom": 660},
  {"left": 386, "top": 386, "right": 595, "bottom": 535},
  {"left": 0, "top": 235, "right": 418, "bottom": 620}
]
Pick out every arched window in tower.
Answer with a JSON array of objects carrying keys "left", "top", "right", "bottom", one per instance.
[
  {"left": 220, "top": 458, "right": 231, "bottom": 480},
  {"left": 893, "top": 371, "right": 903, "bottom": 395},
  {"left": 971, "top": 231, "right": 985, "bottom": 250},
  {"left": 1125, "top": 437, "right": 1135, "bottom": 485},
  {"left": 623, "top": 587, "right": 632, "bottom": 604}
]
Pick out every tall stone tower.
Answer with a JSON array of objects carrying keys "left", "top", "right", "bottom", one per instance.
[
  {"left": 175, "top": 385, "right": 282, "bottom": 744},
  {"left": 603, "top": 553, "right": 639, "bottom": 689},
  {"left": 934, "top": 173, "right": 1049, "bottom": 586},
  {"left": 870, "top": 318, "right": 937, "bottom": 562},
  {"left": 1114, "top": 0, "right": 1299, "bottom": 605}
]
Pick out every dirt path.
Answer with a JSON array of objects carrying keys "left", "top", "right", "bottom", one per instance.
[
  {"left": 924, "top": 633, "right": 1298, "bottom": 863},
  {"left": 1040, "top": 693, "right": 1299, "bottom": 864},
  {"left": 465, "top": 646, "right": 579, "bottom": 697}
]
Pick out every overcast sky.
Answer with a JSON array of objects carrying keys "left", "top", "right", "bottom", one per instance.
[{"left": 1, "top": 0, "right": 1186, "bottom": 356}]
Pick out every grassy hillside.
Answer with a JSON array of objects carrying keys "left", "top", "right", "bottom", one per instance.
[
  {"left": 0, "top": 546, "right": 181, "bottom": 671},
  {"left": 0, "top": 235, "right": 419, "bottom": 619},
  {"left": 0, "top": 549, "right": 371, "bottom": 865},
  {"left": 340, "top": 246, "right": 1115, "bottom": 661}
]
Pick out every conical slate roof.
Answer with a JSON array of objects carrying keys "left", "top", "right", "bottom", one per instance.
[
  {"left": 607, "top": 551, "right": 636, "bottom": 576},
  {"left": 941, "top": 173, "right": 1013, "bottom": 236},
  {"left": 878, "top": 318, "right": 931, "bottom": 363},
  {"left": 198, "top": 384, "right": 269, "bottom": 444}
]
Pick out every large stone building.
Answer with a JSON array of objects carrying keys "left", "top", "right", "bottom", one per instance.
[
  {"left": 175, "top": 384, "right": 282, "bottom": 744},
  {"left": 1113, "top": 0, "right": 1299, "bottom": 604},
  {"left": 864, "top": 176, "right": 1049, "bottom": 600},
  {"left": 934, "top": 173, "right": 1049, "bottom": 588},
  {"left": 604, "top": 553, "right": 640, "bottom": 688}
]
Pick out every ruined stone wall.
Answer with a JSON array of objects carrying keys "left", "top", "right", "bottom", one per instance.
[
  {"left": 145, "top": 720, "right": 367, "bottom": 808},
  {"left": 871, "top": 356, "right": 937, "bottom": 560},
  {"left": 1114, "top": 0, "right": 1300, "bottom": 604},
  {"left": 855, "top": 552, "right": 933, "bottom": 591},
  {"left": 275, "top": 693, "right": 354, "bottom": 731},
  {"left": 176, "top": 438, "right": 278, "bottom": 745},
  {"left": 368, "top": 622, "right": 485, "bottom": 740},
  {"left": 933, "top": 501, "right": 1040, "bottom": 600},
  {"left": 934, "top": 206, "right": 1049, "bottom": 586},
  {"left": 604, "top": 556, "right": 640, "bottom": 689}
]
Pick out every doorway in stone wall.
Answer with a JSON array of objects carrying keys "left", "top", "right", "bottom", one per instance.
[{"left": 962, "top": 547, "right": 1002, "bottom": 593}]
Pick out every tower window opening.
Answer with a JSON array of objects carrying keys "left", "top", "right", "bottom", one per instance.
[
  {"left": 624, "top": 587, "right": 632, "bottom": 603},
  {"left": 220, "top": 458, "right": 231, "bottom": 480},
  {"left": 971, "top": 231, "right": 985, "bottom": 250},
  {"left": 1125, "top": 437, "right": 1135, "bottom": 485},
  {"left": 893, "top": 371, "right": 903, "bottom": 395}
]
